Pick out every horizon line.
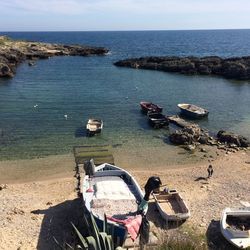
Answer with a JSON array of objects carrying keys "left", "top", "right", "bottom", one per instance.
[{"left": 1, "top": 28, "right": 250, "bottom": 33}]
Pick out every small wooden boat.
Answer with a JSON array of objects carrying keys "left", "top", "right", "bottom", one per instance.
[
  {"left": 140, "top": 101, "right": 163, "bottom": 114},
  {"left": 82, "top": 162, "right": 147, "bottom": 246},
  {"left": 220, "top": 207, "right": 250, "bottom": 249},
  {"left": 147, "top": 112, "right": 169, "bottom": 128},
  {"left": 152, "top": 189, "right": 190, "bottom": 221},
  {"left": 178, "top": 103, "right": 209, "bottom": 118},
  {"left": 86, "top": 118, "right": 103, "bottom": 135}
]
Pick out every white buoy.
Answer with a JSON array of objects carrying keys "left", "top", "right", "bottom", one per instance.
[
  {"left": 64, "top": 114, "right": 68, "bottom": 120},
  {"left": 34, "top": 104, "right": 38, "bottom": 108}
]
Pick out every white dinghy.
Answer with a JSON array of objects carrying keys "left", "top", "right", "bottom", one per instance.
[{"left": 220, "top": 207, "right": 250, "bottom": 249}]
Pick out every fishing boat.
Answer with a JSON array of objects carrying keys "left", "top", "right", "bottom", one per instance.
[
  {"left": 152, "top": 189, "right": 190, "bottom": 221},
  {"left": 86, "top": 118, "right": 103, "bottom": 135},
  {"left": 220, "top": 207, "right": 250, "bottom": 249},
  {"left": 177, "top": 103, "right": 209, "bottom": 118},
  {"left": 82, "top": 161, "right": 147, "bottom": 246},
  {"left": 147, "top": 112, "right": 169, "bottom": 128},
  {"left": 140, "top": 101, "right": 163, "bottom": 114}
]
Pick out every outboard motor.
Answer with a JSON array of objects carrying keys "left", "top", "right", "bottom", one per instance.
[
  {"left": 84, "top": 158, "right": 96, "bottom": 176},
  {"left": 144, "top": 176, "right": 162, "bottom": 201},
  {"left": 138, "top": 176, "right": 162, "bottom": 213}
]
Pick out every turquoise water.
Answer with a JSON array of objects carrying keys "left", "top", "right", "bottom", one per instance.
[{"left": 0, "top": 30, "right": 250, "bottom": 160}]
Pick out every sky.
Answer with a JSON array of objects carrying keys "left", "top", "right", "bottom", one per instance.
[{"left": 0, "top": 0, "right": 250, "bottom": 31}]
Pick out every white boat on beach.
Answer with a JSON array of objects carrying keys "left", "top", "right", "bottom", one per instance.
[
  {"left": 220, "top": 207, "right": 250, "bottom": 249},
  {"left": 82, "top": 162, "right": 147, "bottom": 245},
  {"left": 152, "top": 189, "right": 190, "bottom": 221}
]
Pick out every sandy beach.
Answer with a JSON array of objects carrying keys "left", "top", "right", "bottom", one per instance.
[{"left": 0, "top": 148, "right": 250, "bottom": 249}]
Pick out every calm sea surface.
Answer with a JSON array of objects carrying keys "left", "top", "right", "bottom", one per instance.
[{"left": 0, "top": 30, "right": 250, "bottom": 160}]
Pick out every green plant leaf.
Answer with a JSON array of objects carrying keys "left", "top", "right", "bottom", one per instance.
[
  {"left": 71, "top": 222, "right": 89, "bottom": 249},
  {"left": 86, "top": 236, "right": 97, "bottom": 250},
  {"left": 103, "top": 213, "right": 108, "bottom": 233}
]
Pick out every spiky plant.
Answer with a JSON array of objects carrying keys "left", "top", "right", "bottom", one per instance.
[{"left": 72, "top": 212, "right": 124, "bottom": 250}]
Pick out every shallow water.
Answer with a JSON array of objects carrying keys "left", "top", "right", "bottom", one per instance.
[{"left": 0, "top": 30, "right": 250, "bottom": 160}]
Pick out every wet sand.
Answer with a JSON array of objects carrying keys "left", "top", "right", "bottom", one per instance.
[{"left": 0, "top": 144, "right": 218, "bottom": 183}]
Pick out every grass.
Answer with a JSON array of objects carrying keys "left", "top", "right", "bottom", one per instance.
[{"left": 156, "top": 224, "right": 208, "bottom": 250}]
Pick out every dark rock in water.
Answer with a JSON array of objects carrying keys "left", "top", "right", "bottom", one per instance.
[
  {"left": 217, "top": 130, "right": 250, "bottom": 147},
  {"left": 0, "top": 63, "right": 14, "bottom": 77},
  {"left": 114, "top": 56, "right": 250, "bottom": 80}
]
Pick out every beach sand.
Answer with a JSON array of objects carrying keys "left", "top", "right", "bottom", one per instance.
[{"left": 0, "top": 148, "right": 249, "bottom": 249}]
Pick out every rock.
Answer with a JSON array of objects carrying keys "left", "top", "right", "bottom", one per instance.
[
  {"left": 200, "top": 148, "right": 207, "bottom": 152},
  {"left": 169, "top": 125, "right": 201, "bottom": 145},
  {"left": 0, "top": 35, "right": 109, "bottom": 78},
  {"left": 217, "top": 130, "right": 250, "bottom": 147},
  {"left": 184, "top": 144, "right": 196, "bottom": 151},
  {"left": 0, "top": 63, "right": 13, "bottom": 77},
  {"left": 46, "top": 201, "right": 53, "bottom": 205},
  {"left": 0, "top": 184, "right": 7, "bottom": 190},
  {"left": 114, "top": 55, "right": 250, "bottom": 80}
]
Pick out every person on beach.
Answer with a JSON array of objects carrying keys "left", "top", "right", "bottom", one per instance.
[{"left": 207, "top": 164, "right": 213, "bottom": 178}]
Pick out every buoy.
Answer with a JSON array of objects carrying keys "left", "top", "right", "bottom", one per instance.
[
  {"left": 64, "top": 114, "right": 68, "bottom": 120},
  {"left": 34, "top": 104, "right": 38, "bottom": 108}
]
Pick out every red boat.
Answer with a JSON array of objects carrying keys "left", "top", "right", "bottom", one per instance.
[{"left": 140, "top": 101, "right": 163, "bottom": 114}]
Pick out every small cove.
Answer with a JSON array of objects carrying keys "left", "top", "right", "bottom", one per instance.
[{"left": 0, "top": 30, "right": 250, "bottom": 161}]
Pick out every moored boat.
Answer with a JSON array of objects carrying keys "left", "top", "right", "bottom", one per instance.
[
  {"left": 220, "top": 207, "right": 250, "bottom": 249},
  {"left": 178, "top": 103, "right": 209, "bottom": 118},
  {"left": 147, "top": 112, "right": 169, "bottom": 128},
  {"left": 140, "top": 101, "right": 163, "bottom": 114},
  {"left": 152, "top": 189, "right": 190, "bottom": 221},
  {"left": 86, "top": 118, "right": 103, "bottom": 135},
  {"left": 82, "top": 162, "right": 147, "bottom": 246}
]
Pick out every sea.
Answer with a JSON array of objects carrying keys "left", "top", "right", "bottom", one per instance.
[{"left": 0, "top": 30, "right": 250, "bottom": 161}]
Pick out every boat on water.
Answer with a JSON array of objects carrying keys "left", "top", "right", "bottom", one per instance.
[
  {"left": 147, "top": 112, "right": 169, "bottom": 128},
  {"left": 152, "top": 189, "right": 190, "bottom": 221},
  {"left": 82, "top": 161, "right": 147, "bottom": 246},
  {"left": 177, "top": 103, "right": 209, "bottom": 118},
  {"left": 140, "top": 101, "right": 163, "bottom": 114},
  {"left": 220, "top": 207, "right": 250, "bottom": 249},
  {"left": 86, "top": 118, "right": 103, "bottom": 135}
]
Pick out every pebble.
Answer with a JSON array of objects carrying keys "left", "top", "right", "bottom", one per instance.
[{"left": 0, "top": 184, "right": 8, "bottom": 190}]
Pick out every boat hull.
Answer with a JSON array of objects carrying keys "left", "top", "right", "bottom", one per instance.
[
  {"left": 86, "top": 118, "right": 103, "bottom": 135},
  {"left": 220, "top": 207, "right": 250, "bottom": 249},
  {"left": 147, "top": 113, "right": 169, "bottom": 128},
  {"left": 82, "top": 163, "right": 146, "bottom": 246},
  {"left": 178, "top": 103, "right": 209, "bottom": 118},
  {"left": 140, "top": 101, "right": 163, "bottom": 114},
  {"left": 153, "top": 190, "right": 190, "bottom": 221}
]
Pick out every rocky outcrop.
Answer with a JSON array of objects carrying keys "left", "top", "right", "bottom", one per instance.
[
  {"left": 169, "top": 125, "right": 202, "bottom": 145},
  {"left": 0, "top": 36, "right": 109, "bottom": 78},
  {"left": 114, "top": 56, "right": 250, "bottom": 80},
  {"left": 169, "top": 125, "right": 249, "bottom": 151},
  {"left": 168, "top": 115, "right": 249, "bottom": 152},
  {"left": 217, "top": 130, "right": 250, "bottom": 148}
]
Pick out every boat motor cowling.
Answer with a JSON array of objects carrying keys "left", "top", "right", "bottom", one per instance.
[{"left": 144, "top": 176, "right": 162, "bottom": 201}]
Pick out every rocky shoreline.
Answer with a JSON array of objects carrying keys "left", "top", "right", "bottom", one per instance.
[
  {"left": 167, "top": 115, "right": 250, "bottom": 154},
  {"left": 114, "top": 55, "right": 250, "bottom": 80},
  {"left": 0, "top": 36, "right": 108, "bottom": 78}
]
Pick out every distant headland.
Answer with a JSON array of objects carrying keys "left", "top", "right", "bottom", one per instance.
[
  {"left": 0, "top": 36, "right": 108, "bottom": 78},
  {"left": 114, "top": 56, "right": 250, "bottom": 80}
]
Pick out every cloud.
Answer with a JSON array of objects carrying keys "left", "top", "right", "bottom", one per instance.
[{"left": 2, "top": 0, "right": 250, "bottom": 15}]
